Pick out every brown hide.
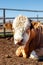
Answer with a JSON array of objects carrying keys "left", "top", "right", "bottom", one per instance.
[
  {"left": 28, "top": 26, "right": 43, "bottom": 55},
  {"left": 3, "top": 22, "right": 12, "bottom": 30},
  {"left": 16, "top": 27, "right": 43, "bottom": 58},
  {"left": 15, "top": 21, "right": 43, "bottom": 58},
  {"left": 31, "top": 21, "right": 40, "bottom": 29}
]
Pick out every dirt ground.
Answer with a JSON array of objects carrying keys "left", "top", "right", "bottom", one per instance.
[{"left": 0, "top": 37, "right": 43, "bottom": 65}]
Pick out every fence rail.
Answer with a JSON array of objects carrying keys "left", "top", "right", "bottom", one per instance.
[
  {"left": 0, "top": 17, "right": 43, "bottom": 19},
  {"left": 0, "top": 8, "right": 43, "bottom": 12}
]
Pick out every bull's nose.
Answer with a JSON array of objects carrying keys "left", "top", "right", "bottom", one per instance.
[
  {"left": 21, "top": 39, "right": 23, "bottom": 42},
  {"left": 14, "top": 38, "right": 23, "bottom": 45},
  {"left": 17, "top": 39, "right": 23, "bottom": 45}
]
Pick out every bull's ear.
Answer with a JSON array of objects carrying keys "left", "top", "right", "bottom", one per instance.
[
  {"left": 29, "top": 19, "right": 34, "bottom": 29},
  {"left": 30, "top": 23, "right": 34, "bottom": 30}
]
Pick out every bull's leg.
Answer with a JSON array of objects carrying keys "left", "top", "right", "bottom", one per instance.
[
  {"left": 21, "top": 46, "right": 29, "bottom": 58},
  {"left": 15, "top": 46, "right": 29, "bottom": 58},
  {"left": 15, "top": 46, "right": 23, "bottom": 57}
]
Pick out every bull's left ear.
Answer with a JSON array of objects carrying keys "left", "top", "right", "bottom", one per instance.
[{"left": 29, "top": 19, "right": 34, "bottom": 30}]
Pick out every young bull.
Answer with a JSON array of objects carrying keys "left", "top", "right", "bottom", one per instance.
[
  {"left": 13, "top": 15, "right": 43, "bottom": 59},
  {"left": 16, "top": 25, "right": 43, "bottom": 59}
]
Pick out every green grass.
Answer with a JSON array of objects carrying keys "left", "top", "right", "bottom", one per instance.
[{"left": 0, "top": 33, "right": 13, "bottom": 37}]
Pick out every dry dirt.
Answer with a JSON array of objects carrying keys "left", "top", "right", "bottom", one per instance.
[{"left": 0, "top": 37, "right": 43, "bottom": 65}]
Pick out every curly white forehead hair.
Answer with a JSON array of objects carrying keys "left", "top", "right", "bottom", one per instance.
[{"left": 13, "top": 15, "right": 31, "bottom": 44}]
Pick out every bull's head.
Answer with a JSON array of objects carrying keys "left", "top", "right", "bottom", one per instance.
[{"left": 12, "top": 15, "right": 31, "bottom": 45}]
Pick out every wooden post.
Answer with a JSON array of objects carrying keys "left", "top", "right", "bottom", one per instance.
[{"left": 3, "top": 9, "right": 5, "bottom": 37}]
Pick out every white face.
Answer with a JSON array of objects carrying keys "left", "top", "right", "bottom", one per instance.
[
  {"left": 13, "top": 15, "right": 31, "bottom": 45},
  {"left": 14, "top": 30, "right": 23, "bottom": 44}
]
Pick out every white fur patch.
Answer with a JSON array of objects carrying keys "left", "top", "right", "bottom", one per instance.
[{"left": 29, "top": 50, "right": 38, "bottom": 59}]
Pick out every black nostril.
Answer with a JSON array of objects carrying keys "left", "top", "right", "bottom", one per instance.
[{"left": 21, "top": 39, "right": 23, "bottom": 42}]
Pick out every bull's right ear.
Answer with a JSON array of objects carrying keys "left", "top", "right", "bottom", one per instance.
[
  {"left": 30, "top": 23, "right": 34, "bottom": 30},
  {"left": 29, "top": 19, "right": 34, "bottom": 30}
]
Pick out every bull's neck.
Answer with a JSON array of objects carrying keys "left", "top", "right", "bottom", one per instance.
[{"left": 24, "top": 29, "right": 36, "bottom": 48}]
